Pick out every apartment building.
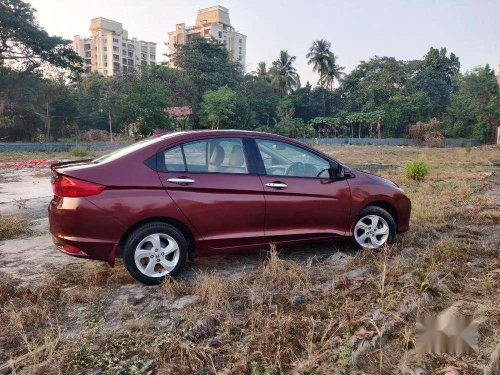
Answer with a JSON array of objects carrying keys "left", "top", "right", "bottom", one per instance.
[
  {"left": 167, "top": 5, "right": 246, "bottom": 68},
  {"left": 73, "top": 18, "right": 156, "bottom": 76}
]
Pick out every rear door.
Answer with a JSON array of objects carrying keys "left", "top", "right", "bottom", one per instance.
[
  {"left": 254, "top": 138, "right": 351, "bottom": 243},
  {"left": 156, "top": 137, "right": 266, "bottom": 250}
]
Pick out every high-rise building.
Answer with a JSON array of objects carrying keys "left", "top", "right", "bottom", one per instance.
[
  {"left": 167, "top": 5, "right": 246, "bottom": 68},
  {"left": 73, "top": 18, "right": 156, "bottom": 76}
]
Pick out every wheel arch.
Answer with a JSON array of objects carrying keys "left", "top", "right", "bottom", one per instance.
[
  {"left": 116, "top": 217, "right": 196, "bottom": 260},
  {"left": 362, "top": 200, "right": 398, "bottom": 225}
]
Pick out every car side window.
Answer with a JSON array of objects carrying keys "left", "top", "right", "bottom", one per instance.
[
  {"left": 163, "top": 146, "right": 185, "bottom": 171},
  {"left": 256, "top": 139, "right": 330, "bottom": 178},
  {"left": 161, "top": 138, "right": 249, "bottom": 174}
]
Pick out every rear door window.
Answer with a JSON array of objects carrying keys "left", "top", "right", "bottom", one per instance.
[{"left": 160, "top": 138, "right": 249, "bottom": 174}]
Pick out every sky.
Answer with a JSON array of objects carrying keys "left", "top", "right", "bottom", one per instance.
[{"left": 29, "top": 0, "right": 500, "bottom": 85}]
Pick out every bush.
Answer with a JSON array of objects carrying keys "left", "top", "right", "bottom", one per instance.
[
  {"left": 81, "top": 129, "right": 109, "bottom": 142},
  {"left": 404, "top": 159, "right": 428, "bottom": 181},
  {"left": 408, "top": 118, "right": 444, "bottom": 147},
  {"left": 70, "top": 147, "right": 89, "bottom": 157}
]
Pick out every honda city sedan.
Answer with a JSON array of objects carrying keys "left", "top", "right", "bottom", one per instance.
[{"left": 49, "top": 131, "right": 411, "bottom": 284}]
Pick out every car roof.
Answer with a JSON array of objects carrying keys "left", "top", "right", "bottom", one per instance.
[{"left": 156, "top": 129, "right": 306, "bottom": 145}]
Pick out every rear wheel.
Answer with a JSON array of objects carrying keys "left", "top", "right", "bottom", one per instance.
[
  {"left": 353, "top": 206, "right": 396, "bottom": 250},
  {"left": 123, "top": 222, "right": 187, "bottom": 285}
]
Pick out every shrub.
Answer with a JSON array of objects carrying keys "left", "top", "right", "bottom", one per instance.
[
  {"left": 70, "top": 147, "right": 88, "bottom": 158},
  {"left": 404, "top": 159, "right": 428, "bottom": 181},
  {"left": 81, "top": 129, "right": 109, "bottom": 142},
  {"left": 0, "top": 215, "right": 31, "bottom": 240},
  {"left": 408, "top": 118, "right": 444, "bottom": 147}
]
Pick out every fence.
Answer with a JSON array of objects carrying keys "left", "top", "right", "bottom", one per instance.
[
  {"left": 295, "top": 138, "right": 481, "bottom": 147},
  {"left": 0, "top": 138, "right": 481, "bottom": 152}
]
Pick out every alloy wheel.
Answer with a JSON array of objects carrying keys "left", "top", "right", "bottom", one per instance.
[
  {"left": 134, "top": 233, "right": 180, "bottom": 277},
  {"left": 354, "top": 214, "right": 390, "bottom": 249}
]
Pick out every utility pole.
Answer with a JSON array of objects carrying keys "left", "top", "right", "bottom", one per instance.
[
  {"left": 108, "top": 111, "right": 113, "bottom": 142},
  {"left": 46, "top": 101, "right": 50, "bottom": 141}
]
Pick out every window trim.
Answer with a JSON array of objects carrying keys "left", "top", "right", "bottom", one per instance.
[
  {"left": 156, "top": 137, "right": 256, "bottom": 176},
  {"left": 251, "top": 137, "right": 337, "bottom": 180}
]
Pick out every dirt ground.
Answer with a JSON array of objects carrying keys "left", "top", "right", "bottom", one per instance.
[{"left": 0, "top": 145, "right": 499, "bottom": 374}]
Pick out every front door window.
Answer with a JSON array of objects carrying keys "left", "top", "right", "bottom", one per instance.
[{"left": 256, "top": 139, "right": 330, "bottom": 178}]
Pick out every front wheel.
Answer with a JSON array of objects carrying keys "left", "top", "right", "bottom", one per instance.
[
  {"left": 123, "top": 222, "right": 188, "bottom": 285},
  {"left": 353, "top": 206, "right": 396, "bottom": 250}
]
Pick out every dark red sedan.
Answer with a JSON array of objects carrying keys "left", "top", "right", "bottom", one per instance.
[{"left": 49, "top": 131, "right": 411, "bottom": 284}]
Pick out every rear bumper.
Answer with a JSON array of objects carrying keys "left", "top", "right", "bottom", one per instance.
[{"left": 48, "top": 196, "right": 125, "bottom": 265}]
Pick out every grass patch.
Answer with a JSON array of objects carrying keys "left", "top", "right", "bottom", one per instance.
[
  {"left": 69, "top": 146, "right": 89, "bottom": 158},
  {"left": 0, "top": 215, "right": 31, "bottom": 240}
]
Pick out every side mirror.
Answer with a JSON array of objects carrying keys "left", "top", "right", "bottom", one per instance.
[
  {"left": 329, "top": 165, "right": 351, "bottom": 179},
  {"left": 335, "top": 165, "right": 345, "bottom": 179}
]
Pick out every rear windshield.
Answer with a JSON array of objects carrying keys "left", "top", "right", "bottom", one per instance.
[{"left": 93, "top": 133, "right": 182, "bottom": 163}]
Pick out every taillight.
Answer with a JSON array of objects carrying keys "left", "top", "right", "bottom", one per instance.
[{"left": 51, "top": 175, "right": 105, "bottom": 197}]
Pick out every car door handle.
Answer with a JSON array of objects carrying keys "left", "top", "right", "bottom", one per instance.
[
  {"left": 167, "top": 177, "right": 195, "bottom": 185},
  {"left": 265, "top": 182, "right": 288, "bottom": 189}
]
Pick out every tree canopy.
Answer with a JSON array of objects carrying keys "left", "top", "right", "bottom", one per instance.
[
  {"left": 0, "top": 0, "right": 82, "bottom": 73},
  {"left": 0, "top": 3, "right": 498, "bottom": 144}
]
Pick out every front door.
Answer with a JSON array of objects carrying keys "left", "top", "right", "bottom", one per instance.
[
  {"left": 254, "top": 138, "right": 351, "bottom": 243},
  {"left": 157, "top": 137, "right": 266, "bottom": 250}
]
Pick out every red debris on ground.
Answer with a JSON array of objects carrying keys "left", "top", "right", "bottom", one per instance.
[{"left": 0, "top": 160, "right": 56, "bottom": 168}]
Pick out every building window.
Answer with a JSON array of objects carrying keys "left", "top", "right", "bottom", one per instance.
[
  {"left": 150, "top": 54, "right": 155, "bottom": 60},
  {"left": 141, "top": 46, "right": 147, "bottom": 53},
  {"left": 103, "top": 46, "right": 107, "bottom": 51},
  {"left": 239, "top": 38, "right": 242, "bottom": 44},
  {"left": 113, "top": 54, "right": 119, "bottom": 61},
  {"left": 113, "top": 38, "right": 119, "bottom": 43},
  {"left": 141, "top": 53, "right": 147, "bottom": 59},
  {"left": 113, "top": 46, "right": 119, "bottom": 52},
  {"left": 122, "top": 43, "right": 126, "bottom": 47},
  {"left": 104, "top": 62, "right": 108, "bottom": 67},
  {"left": 218, "top": 31, "right": 222, "bottom": 38},
  {"left": 84, "top": 43, "right": 91, "bottom": 50},
  {"left": 128, "top": 59, "right": 133, "bottom": 65},
  {"left": 128, "top": 52, "right": 133, "bottom": 58},
  {"left": 122, "top": 58, "right": 127, "bottom": 64},
  {"left": 128, "top": 44, "right": 134, "bottom": 50}
]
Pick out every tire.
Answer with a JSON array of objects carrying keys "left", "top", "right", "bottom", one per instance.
[
  {"left": 352, "top": 206, "right": 396, "bottom": 250},
  {"left": 123, "top": 222, "right": 188, "bottom": 285}
]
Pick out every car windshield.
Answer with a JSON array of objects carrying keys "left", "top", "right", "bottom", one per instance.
[{"left": 93, "top": 133, "right": 183, "bottom": 163}]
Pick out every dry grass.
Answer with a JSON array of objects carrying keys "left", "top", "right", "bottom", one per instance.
[
  {"left": 0, "top": 145, "right": 498, "bottom": 374},
  {"left": 0, "top": 215, "right": 31, "bottom": 240}
]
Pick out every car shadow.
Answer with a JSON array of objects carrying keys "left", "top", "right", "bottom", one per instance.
[{"left": 178, "top": 239, "right": 357, "bottom": 281}]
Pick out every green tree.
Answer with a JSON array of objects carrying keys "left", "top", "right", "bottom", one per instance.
[
  {"left": 442, "top": 65, "right": 500, "bottom": 141},
  {"left": 254, "top": 61, "right": 270, "bottom": 81},
  {"left": 325, "top": 57, "right": 344, "bottom": 91},
  {"left": 270, "top": 50, "right": 300, "bottom": 95},
  {"left": 306, "top": 39, "right": 335, "bottom": 88},
  {"left": 171, "top": 36, "right": 239, "bottom": 98},
  {"left": 408, "top": 47, "right": 460, "bottom": 117},
  {"left": 104, "top": 65, "right": 172, "bottom": 136},
  {"left": 239, "top": 74, "right": 279, "bottom": 129},
  {"left": 0, "top": 0, "right": 82, "bottom": 73},
  {"left": 201, "top": 86, "right": 237, "bottom": 129}
]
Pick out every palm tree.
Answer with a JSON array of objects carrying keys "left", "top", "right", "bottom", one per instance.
[
  {"left": 269, "top": 50, "right": 300, "bottom": 95},
  {"left": 255, "top": 61, "right": 268, "bottom": 78},
  {"left": 324, "top": 56, "right": 345, "bottom": 91},
  {"left": 306, "top": 39, "right": 335, "bottom": 88}
]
